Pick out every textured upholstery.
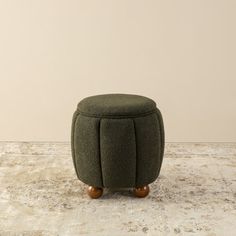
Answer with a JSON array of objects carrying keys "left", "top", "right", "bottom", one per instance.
[
  {"left": 71, "top": 94, "right": 165, "bottom": 188},
  {"left": 77, "top": 94, "right": 156, "bottom": 118}
]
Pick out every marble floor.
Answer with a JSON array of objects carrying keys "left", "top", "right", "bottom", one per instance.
[{"left": 0, "top": 142, "right": 235, "bottom": 236}]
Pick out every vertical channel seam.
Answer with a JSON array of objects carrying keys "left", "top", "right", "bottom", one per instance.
[
  {"left": 155, "top": 112, "right": 164, "bottom": 175},
  {"left": 155, "top": 112, "right": 162, "bottom": 156},
  {"left": 132, "top": 119, "right": 138, "bottom": 187},
  {"left": 72, "top": 112, "right": 80, "bottom": 178},
  {"left": 98, "top": 118, "right": 104, "bottom": 187},
  {"left": 156, "top": 110, "right": 164, "bottom": 158}
]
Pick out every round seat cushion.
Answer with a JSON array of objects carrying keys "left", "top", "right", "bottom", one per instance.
[
  {"left": 77, "top": 94, "right": 156, "bottom": 118},
  {"left": 71, "top": 93, "right": 165, "bottom": 188}
]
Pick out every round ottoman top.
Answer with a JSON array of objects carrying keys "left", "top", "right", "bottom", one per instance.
[{"left": 77, "top": 94, "right": 157, "bottom": 118}]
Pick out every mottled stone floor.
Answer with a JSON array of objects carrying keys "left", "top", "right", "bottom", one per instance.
[{"left": 0, "top": 142, "right": 235, "bottom": 236}]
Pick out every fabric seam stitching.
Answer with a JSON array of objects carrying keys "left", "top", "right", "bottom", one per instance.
[
  {"left": 98, "top": 118, "right": 104, "bottom": 187},
  {"left": 76, "top": 108, "right": 157, "bottom": 119},
  {"left": 72, "top": 111, "right": 80, "bottom": 178},
  {"left": 132, "top": 119, "right": 138, "bottom": 187}
]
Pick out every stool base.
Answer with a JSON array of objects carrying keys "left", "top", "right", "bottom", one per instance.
[
  {"left": 133, "top": 185, "right": 150, "bottom": 198},
  {"left": 87, "top": 186, "right": 103, "bottom": 199},
  {"left": 87, "top": 185, "right": 150, "bottom": 198}
]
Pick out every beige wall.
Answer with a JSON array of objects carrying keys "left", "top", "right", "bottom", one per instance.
[{"left": 0, "top": 0, "right": 235, "bottom": 142}]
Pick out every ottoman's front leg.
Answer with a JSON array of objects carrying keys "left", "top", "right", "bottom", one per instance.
[
  {"left": 133, "top": 185, "right": 150, "bottom": 198},
  {"left": 87, "top": 186, "right": 103, "bottom": 199}
]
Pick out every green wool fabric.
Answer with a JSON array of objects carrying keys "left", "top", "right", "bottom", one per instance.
[{"left": 71, "top": 94, "right": 165, "bottom": 188}]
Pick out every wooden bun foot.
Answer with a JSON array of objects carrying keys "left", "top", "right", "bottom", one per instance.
[
  {"left": 133, "top": 185, "right": 150, "bottom": 198},
  {"left": 87, "top": 186, "right": 103, "bottom": 199}
]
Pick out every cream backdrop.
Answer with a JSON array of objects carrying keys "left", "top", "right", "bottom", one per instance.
[{"left": 0, "top": 0, "right": 235, "bottom": 142}]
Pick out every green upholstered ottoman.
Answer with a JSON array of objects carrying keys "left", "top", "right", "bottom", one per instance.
[{"left": 71, "top": 94, "right": 165, "bottom": 198}]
